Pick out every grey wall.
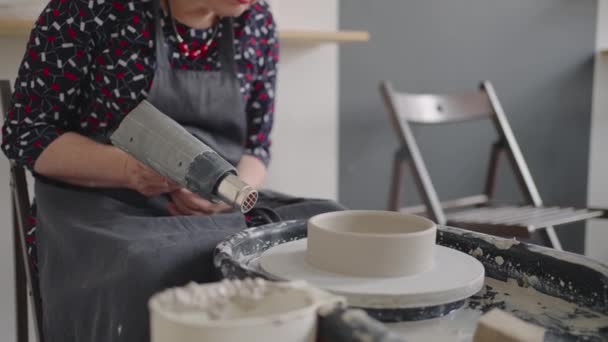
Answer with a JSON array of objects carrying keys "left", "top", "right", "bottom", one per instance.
[{"left": 339, "top": 0, "right": 597, "bottom": 253}]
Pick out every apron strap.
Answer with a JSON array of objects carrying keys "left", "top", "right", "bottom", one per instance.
[
  {"left": 218, "top": 17, "right": 238, "bottom": 74},
  {"left": 153, "top": 0, "right": 170, "bottom": 70}
]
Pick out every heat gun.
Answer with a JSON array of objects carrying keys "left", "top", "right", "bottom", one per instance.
[{"left": 110, "top": 100, "right": 258, "bottom": 213}]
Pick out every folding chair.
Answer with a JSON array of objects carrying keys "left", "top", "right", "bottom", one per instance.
[
  {"left": 380, "top": 80, "right": 605, "bottom": 251},
  {"left": 1, "top": 79, "right": 45, "bottom": 342}
]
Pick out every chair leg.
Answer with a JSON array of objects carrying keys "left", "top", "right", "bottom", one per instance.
[
  {"left": 13, "top": 202, "right": 29, "bottom": 342},
  {"left": 544, "top": 226, "right": 563, "bottom": 251},
  {"left": 388, "top": 157, "right": 406, "bottom": 211},
  {"left": 485, "top": 81, "right": 543, "bottom": 206},
  {"left": 483, "top": 141, "right": 502, "bottom": 201}
]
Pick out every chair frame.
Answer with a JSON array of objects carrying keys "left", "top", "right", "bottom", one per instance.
[
  {"left": 380, "top": 80, "right": 602, "bottom": 250},
  {"left": 1, "top": 80, "right": 45, "bottom": 342}
]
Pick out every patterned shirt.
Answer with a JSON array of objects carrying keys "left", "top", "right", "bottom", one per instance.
[{"left": 2, "top": 0, "right": 278, "bottom": 169}]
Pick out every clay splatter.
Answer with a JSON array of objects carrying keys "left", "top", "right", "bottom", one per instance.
[{"left": 495, "top": 256, "right": 504, "bottom": 266}]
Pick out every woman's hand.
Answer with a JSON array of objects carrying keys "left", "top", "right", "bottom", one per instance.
[
  {"left": 237, "top": 155, "right": 267, "bottom": 189},
  {"left": 123, "top": 155, "right": 177, "bottom": 197},
  {"left": 167, "top": 188, "right": 232, "bottom": 216},
  {"left": 165, "top": 155, "right": 267, "bottom": 216}
]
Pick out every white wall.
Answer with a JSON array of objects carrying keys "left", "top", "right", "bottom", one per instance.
[
  {"left": 586, "top": 0, "right": 608, "bottom": 262},
  {"left": 0, "top": 1, "right": 339, "bottom": 340},
  {"left": 265, "top": 0, "right": 339, "bottom": 200}
]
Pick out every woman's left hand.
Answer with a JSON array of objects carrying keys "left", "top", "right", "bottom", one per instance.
[
  {"left": 167, "top": 188, "right": 232, "bottom": 216},
  {"left": 167, "top": 155, "right": 267, "bottom": 216}
]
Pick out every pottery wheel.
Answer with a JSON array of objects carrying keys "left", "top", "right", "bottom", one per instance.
[{"left": 259, "top": 239, "right": 485, "bottom": 309}]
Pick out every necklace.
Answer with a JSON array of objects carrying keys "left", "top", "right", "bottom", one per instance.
[{"left": 166, "top": 0, "right": 220, "bottom": 59}]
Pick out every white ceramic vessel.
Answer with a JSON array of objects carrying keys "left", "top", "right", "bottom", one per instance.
[{"left": 149, "top": 279, "right": 342, "bottom": 342}]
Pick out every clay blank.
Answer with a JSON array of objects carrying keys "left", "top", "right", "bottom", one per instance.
[
  {"left": 473, "top": 309, "right": 545, "bottom": 342},
  {"left": 307, "top": 211, "right": 436, "bottom": 277}
]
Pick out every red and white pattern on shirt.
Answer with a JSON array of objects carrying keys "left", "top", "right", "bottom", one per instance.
[{"left": 2, "top": 0, "right": 278, "bottom": 170}]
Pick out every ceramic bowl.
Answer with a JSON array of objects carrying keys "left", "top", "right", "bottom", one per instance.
[{"left": 306, "top": 210, "right": 437, "bottom": 277}]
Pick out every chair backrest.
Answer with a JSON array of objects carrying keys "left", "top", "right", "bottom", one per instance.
[
  {"left": 1, "top": 80, "right": 45, "bottom": 342},
  {"left": 380, "top": 81, "right": 494, "bottom": 143},
  {"left": 379, "top": 80, "right": 543, "bottom": 224}
]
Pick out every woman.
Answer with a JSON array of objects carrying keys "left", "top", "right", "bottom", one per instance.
[{"left": 2, "top": 0, "right": 342, "bottom": 341}]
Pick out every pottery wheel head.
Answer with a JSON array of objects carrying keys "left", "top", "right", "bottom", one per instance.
[{"left": 259, "top": 211, "right": 485, "bottom": 311}]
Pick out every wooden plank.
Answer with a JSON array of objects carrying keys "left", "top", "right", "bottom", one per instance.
[
  {"left": 448, "top": 206, "right": 603, "bottom": 226},
  {"left": 13, "top": 202, "right": 29, "bottom": 342},
  {"left": 446, "top": 204, "right": 523, "bottom": 222},
  {"left": 497, "top": 207, "right": 567, "bottom": 225},
  {"left": 0, "top": 18, "right": 35, "bottom": 37},
  {"left": 279, "top": 30, "right": 370, "bottom": 43},
  {"left": 448, "top": 207, "right": 603, "bottom": 234},
  {"left": 483, "top": 206, "right": 542, "bottom": 224},
  {"left": 588, "top": 208, "right": 608, "bottom": 219},
  {"left": 446, "top": 220, "right": 530, "bottom": 237},
  {"left": 0, "top": 18, "right": 370, "bottom": 43},
  {"left": 400, "top": 194, "right": 488, "bottom": 215},
  {"left": 526, "top": 210, "right": 604, "bottom": 230}
]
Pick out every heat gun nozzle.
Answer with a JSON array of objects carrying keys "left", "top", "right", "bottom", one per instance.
[{"left": 216, "top": 174, "right": 258, "bottom": 213}]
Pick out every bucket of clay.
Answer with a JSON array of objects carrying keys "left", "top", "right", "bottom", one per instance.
[{"left": 148, "top": 278, "right": 342, "bottom": 342}]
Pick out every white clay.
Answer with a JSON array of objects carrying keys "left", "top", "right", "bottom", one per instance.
[
  {"left": 473, "top": 309, "right": 545, "bottom": 342},
  {"left": 148, "top": 279, "right": 342, "bottom": 342},
  {"left": 495, "top": 256, "right": 505, "bottom": 266},
  {"left": 306, "top": 211, "right": 437, "bottom": 277}
]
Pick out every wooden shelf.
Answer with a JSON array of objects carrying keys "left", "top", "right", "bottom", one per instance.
[
  {"left": 0, "top": 18, "right": 369, "bottom": 44},
  {"left": 601, "top": 49, "right": 608, "bottom": 56},
  {"left": 0, "top": 18, "right": 34, "bottom": 37},
  {"left": 279, "top": 30, "right": 369, "bottom": 43}
]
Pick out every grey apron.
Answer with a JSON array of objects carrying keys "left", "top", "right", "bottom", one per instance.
[
  {"left": 34, "top": 2, "right": 345, "bottom": 341},
  {"left": 148, "top": 0, "right": 246, "bottom": 165}
]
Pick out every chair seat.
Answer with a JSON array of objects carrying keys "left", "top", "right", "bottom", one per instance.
[{"left": 446, "top": 205, "right": 604, "bottom": 237}]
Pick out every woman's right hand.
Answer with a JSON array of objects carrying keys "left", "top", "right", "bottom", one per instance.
[{"left": 123, "top": 154, "right": 177, "bottom": 197}]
